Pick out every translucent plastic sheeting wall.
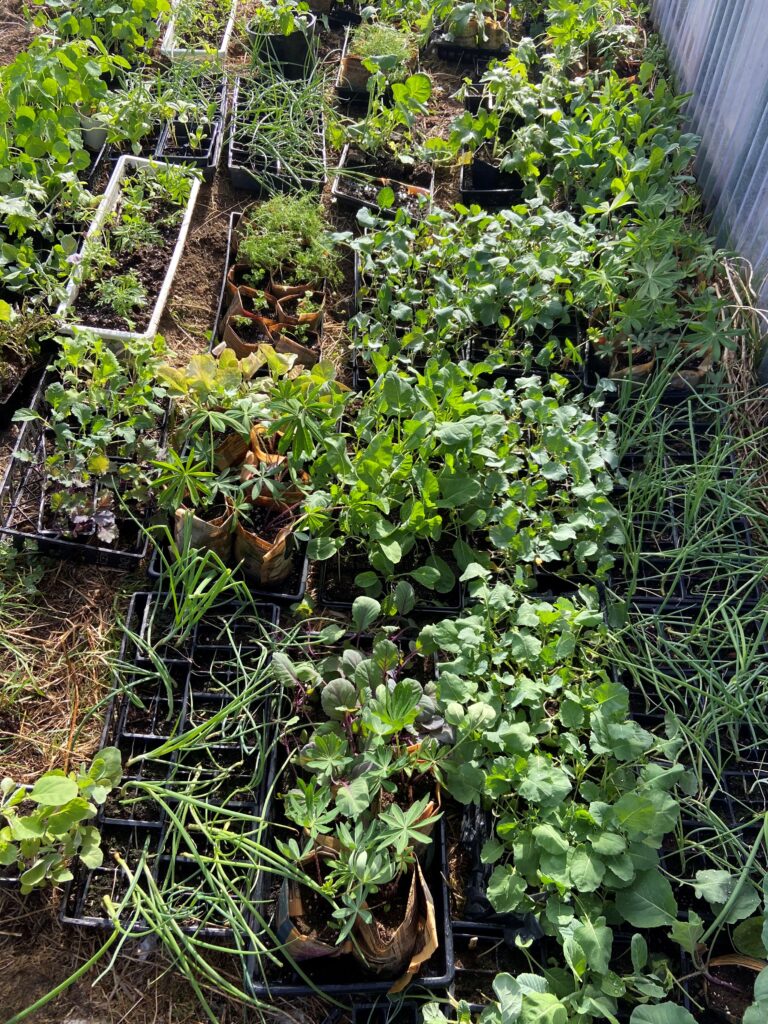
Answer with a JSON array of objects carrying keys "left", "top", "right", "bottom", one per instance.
[{"left": 651, "top": 0, "right": 768, "bottom": 310}]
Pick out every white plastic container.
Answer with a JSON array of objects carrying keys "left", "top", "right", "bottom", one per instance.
[
  {"left": 56, "top": 156, "right": 202, "bottom": 344},
  {"left": 79, "top": 113, "right": 108, "bottom": 153},
  {"left": 160, "top": 0, "right": 238, "bottom": 61}
]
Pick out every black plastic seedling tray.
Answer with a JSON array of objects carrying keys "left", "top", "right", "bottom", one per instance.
[
  {"left": 154, "top": 77, "right": 228, "bottom": 183},
  {"left": 118, "top": 590, "right": 281, "bottom": 671},
  {"left": 246, "top": 818, "right": 455, "bottom": 997},
  {"left": 228, "top": 78, "right": 326, "bottom": 195},
  {"left": 227, "top": 80, "right": 282, "bottom": 194},
  {"left": 458, "top": 158, "right": 524, "bottom": 207},
  {"left": 332, "top": 144, "right": 434, "bottom": 219},
  {"left": 61, "top": 823, "right": 164, "bottom": 929},
  {"left": 0, "top": 362, "right": 44, "bottom": 430},
  {"left": 0, "top": 373, "right": 165, "bottom": 571}
]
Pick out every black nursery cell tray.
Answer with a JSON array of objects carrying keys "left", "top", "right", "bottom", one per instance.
[
  {"left": 61, "top": 823, "right": 163, "bottom": 929},
  {"left": 246, "top": 818, "right": 454, "bottom": 997},
  {"left": 0, "top": 362, "right": 45, "bottom": 430},
  {"left": 227, "top": 81, "right": 281, "bottom": 195},
  {"left": 459, "top": 158, "right": 524, "bottom": 208},
  {"left": 118, "top": 590, "right": 280, "bottom": 671},
  {"left": 332, "top": 143, "right": 434, "bottom": 219},
  {"left": 0, "top": 374, "right": 161, "bottom": 571},
  {"left": 228, "top": 78, "right": 327, "bottom": 195},
  {"left": 154, "top": 77, "right": 228, "bottom": 183}
]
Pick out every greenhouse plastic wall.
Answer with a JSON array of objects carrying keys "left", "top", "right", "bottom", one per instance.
[{"left": 651, "top": 0, "right": 768, "bottom": 311}]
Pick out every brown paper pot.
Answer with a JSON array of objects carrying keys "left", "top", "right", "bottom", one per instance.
[
  {"left": 594, "top": 339, "right": 655, "bottom": 382},
  {"left": 274, "top": 330, "right": 320, "bottom": 368},
  {"left": 234, "top": 519, "right": 294, "bottom": 584},
  {"left": 610, "top": 352, "right": 655, "bottom": 381},
  {"left": 275, "top": 292, "right": 325, "bottom": 332},
  {"left": 450, "top": 14, "right": 481, "bottom": 45},
  {"left": 268, "top": 272, "right": 320, "bottom": 300},
  {"left": 250, "top": 425, "right": 286, "bottom": 468},
  {"left": 220, "top": 294, "right": 280, "bottom": 356},
  {"left": 241, "top": 450, "right": 307, "bottom": 507},
  {"left": 480, "top": 14, "right": 509, "bottom": 49},
  {"left": 174, "top": 502, "right": 234, "bottom": 561},
  {"left": 276, "top": 875, "right": 353, "bottom": 961},
  {"left": 669, "top": 350, "right": 714, "bottom": 389},
  {"left": 704, "top": 955, "right": 766, "bottom": 1024},
  {"left": 339, "top": 53, "right": 371, "bottom": 92},
  {"left": 353, "top": 861, "right": 438, "bottom": 992},
  {"left": 214, "top": 430, "right": 251, "bottom": 471},
  {"left": 226, "top": 262, "right": 268, "bottom": 301}
]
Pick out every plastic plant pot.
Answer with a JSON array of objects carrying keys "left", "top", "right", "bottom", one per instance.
[
  {"left": 459, "top": 154, "right": 525, "bottom": 207},
  {"left": 249, "top": 13, "right": 317, "bottom": 79},
  {"left": 56, "top": 156, "right": 202, "bottom": 344},
  {"left": 328, "top": 0, "right": 362, "bottom": 28}
]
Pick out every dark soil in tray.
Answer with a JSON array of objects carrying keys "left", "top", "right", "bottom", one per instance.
[
  {"left": 72, "top": 193, "right": 182, "bottom": 333},
  {"left": 446, "top": 807, "right": 471, "bottom": 919},
  {"left": 337, "top": 149, "right": 433, "bottom": 214},
  {"left": 102, "top": 790, "right": 160, "bottom": 823},
  {"left": 162, "top": 128, "right": 214, "bottom": 157},
  {"left": 454, "top": 939, "right": 523, "bottom": 1004},
  {"left": 689, "top": 964, "right": 756, "bottom": 1023},
  {"left": 294, "top": 883, "right": 342, "bottom": 946},
  {"left": 0, "top": 350, "right": 34, "bottom": 402},
  {"left": 342, "top": 177, "right": 430, "bottom": 216}
]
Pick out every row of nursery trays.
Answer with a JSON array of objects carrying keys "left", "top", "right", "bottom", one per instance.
[{"left": 4, "top": 592, "right": 762, "bottom": 1019}]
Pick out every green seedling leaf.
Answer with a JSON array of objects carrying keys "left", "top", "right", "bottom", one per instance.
[
  {"left": 629, "top": 1005, "right": 697, "bottom": 1024},
  {"left": 351, "top": 596, "right": 381, "bottom": 632},
  {"left": 734, "top": 917, "right": 768, "bottom": 958},
  {"left": 616, "top": 869, "right": 677, "bottom": 928},
  {"left": 321, "top": 678, "right": 358, "bottom": 720},
  {"left": 376, "top": 186, "right": 395, "bottom": 210},
  {"left": 29, "top": 774, "right": 78, "bottom": 806}
]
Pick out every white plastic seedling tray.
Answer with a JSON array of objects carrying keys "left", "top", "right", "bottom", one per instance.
[
  {"left": 160, "top": 0, "right": 238, "bottom": 61},
  {"left": 56, "top": 156, "right": 202, "bottom": 344}
]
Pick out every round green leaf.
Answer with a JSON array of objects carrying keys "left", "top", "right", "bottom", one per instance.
[
  {"left": 630, "top": 1004, "right": 697, "bottom": 1024},
  {"left": 30, "top": 774, "right": 78, "bottom": 806}
]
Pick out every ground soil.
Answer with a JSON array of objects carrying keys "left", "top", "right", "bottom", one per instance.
[{"left": 0, "top": 0, "right": 34, "bottom": 65}]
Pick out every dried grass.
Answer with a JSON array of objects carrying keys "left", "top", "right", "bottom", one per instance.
[{"left": 0, "top": 561, "right": 120, "bottom": 783}]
